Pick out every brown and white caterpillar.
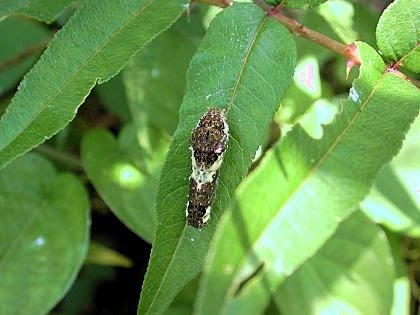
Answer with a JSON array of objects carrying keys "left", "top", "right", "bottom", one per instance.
[{"left": 186, "top": 108, "right": 229, "bottom": 228}]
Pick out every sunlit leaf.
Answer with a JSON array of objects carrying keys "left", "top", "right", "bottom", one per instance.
[
  {"left": 138, "top": 3, "right": 296, "bottom": 315},
  {"left": 317, "top": 0, "right": 358, "bottom": 43},
  {"left": 274, "top": 211, "right": 395, "bottom": 315},
  {"left": 196, "top": 42, "right": 419, "bottom": 315},
  {"left": 362, "top": 117, "right": 420, "bottom": 237}
]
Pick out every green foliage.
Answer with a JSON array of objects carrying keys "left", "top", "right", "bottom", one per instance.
[
  {"left": 95, "top": 74, "right": 131, "bottom": 122},
  {"left": 317, "top": 0, "right": 358, "bottom": 43},
  {"left": 274, "top": 211, "right": 395, "bottom": 315},
  {"left": 0, "top": 0, "right": 185, "bottom": 170},
  {"left": 81, "top": 126, "right": 165, "bottom": 243},
  {"left": 376, "top": 0, "right": 420, "bottom": 72},
  {"left": 265, "top": 0, "right": 328, "bottom": 8},
  {"left": 0, "top": 17, "right": 50, "bottom": 95},
  {"left": 196, "top": 42, "right": 419, "bottom": 315},
  {"left": 362, "top": 116, "right": 420, "bottom": 237},
  {"left": 0, "top": 0, "right": 72, "bottom": 23},
  {"left": 0, "top": 154, "right": 89, "bottom": 315},
  {"left": 123, "top": 16, "right": 205, "bottom": 136},
  {"left": 138, "top": 4, "right": 296, "bottom": 314},
  {"left": 0, "top": 0, "right": 419, "bottom": 314}
]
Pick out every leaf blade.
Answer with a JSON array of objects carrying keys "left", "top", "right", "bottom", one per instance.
[
  {"left": 81, "top": 128, "right": 160, "bottom": 243},
  {"left": 0, "top": 0, "right": 72, "bottom": 23},
  {"left": 138, "top": 3, "right": 297, "bottom": 315},
  {"left": 376, "top": 0, "right": 420, "bottom": 72},
  {"left": 196, "top": 42, "right": 420, "bottom": 315},
  {"left": 0, "top": 0, "right": 185, "bottom": 169},
  {"left": 0, "top": 153, "right": 89, "bottom": 315},
  {"left": 274, "top": 211, "right": 395, "bottom": 315}
]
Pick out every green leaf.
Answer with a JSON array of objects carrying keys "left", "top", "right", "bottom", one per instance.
[
  {"left": 0, "top": 0, "right": 185, "bottom": 170},
  {"left": 362, "top": 165, "right": 420, "bottom": 237},
  {"left": 265, "top": 0, "right": 327, "bottom": 9},
  {"left": 195, "top": 42, "right": 419, "bottom": 315},
  {"left": 123, "top": 15, "right": 204, "bottom": 136},
  {"left": 138, "top": 3, "right": 296, "bottom": 315},
  {"left": 387, "top": 232, "right": 410, "bottom": 315},
  {"left": 0, "top": 153, "right": 89, "bottom": 315},
  {"left": 361, "top": 115, "right": 420, "bottom": 237},
  {"left": 85, "top": 241, "right": 133, "bottom": 268},
  {"left": 163, "top": 278, "right": 199, "bottom": 315},
  {"left": 317, "top": 0, "right": 358, "bottom": 43},
  {"left": 95, "top": 74, "right": 131, "bottom": 122},
  {"left": 81, "top": 126, "right": 166, "bottom": 243},
  {"left": 0, "top": 17, "right": 50, "bottom": 95},
  {"left": 0, "top": 0, "right": 72, "bottom": 23},
  {"left": 274, "top": 211, "right": 395, "bottom": 315},
  {"left": 376, "top": 0, "right": 420, "bottom": 72}
]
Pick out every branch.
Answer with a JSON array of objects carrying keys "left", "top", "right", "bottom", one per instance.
[
  {"left": 259, "top": 2, "right": 360, "bottom": 65},
  {"left": 387, "top": 67, "right": 420, "bottom": 88}
]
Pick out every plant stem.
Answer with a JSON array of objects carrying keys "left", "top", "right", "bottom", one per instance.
[
  {"left": 254, "top": 1, "right": 361, "bottom": 64},
  {"left": 35, "top": 145, "right": 84, "bottom": 171},
  {"left": 271, "top": 13, "right": 347, "bottom": 56}
]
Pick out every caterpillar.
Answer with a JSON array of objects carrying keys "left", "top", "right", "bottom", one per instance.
[{"left": 186, "top": 108, "right": 229, "bottom": 228}]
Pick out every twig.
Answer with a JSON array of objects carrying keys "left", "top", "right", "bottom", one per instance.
[
  {"left": 387, "top": 67, "right": 420, "bottom": 88},
  {"left": 35, "top": 144, "right": 84, "bottom": 171},
  {"left": 262, "top": 3, "right": 360, "bottom": 65}
]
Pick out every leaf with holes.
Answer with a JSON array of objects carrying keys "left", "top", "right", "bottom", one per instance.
[
  {"left": 376, "top": 0, "right": 420, "bottom": 72},
  {"left": 195, "top": 42, "right": 420, "bottom": 315},
  {"left": 0, "top": 0, "right": 185, "bottom": 170},
  {"left": 137, "top": 3, "right": 296, "bottom": 315},
  {"left": 0, "top": 153, "right": 89, "bottom": 315}
]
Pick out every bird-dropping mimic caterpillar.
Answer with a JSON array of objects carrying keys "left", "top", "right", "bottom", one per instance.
[{"left": 186, "top": 108, "right": 229, "bottom": 228}]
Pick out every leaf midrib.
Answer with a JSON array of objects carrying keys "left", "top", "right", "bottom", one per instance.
[
  {"left": 221, "top": 71, "right": 387, "bottom": 308},
  {"left": 142, "top": 12, "right": 270, "bottom": 315},
  {"left": 0, "top": 0, "right": 156, "bottom": 153}
]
